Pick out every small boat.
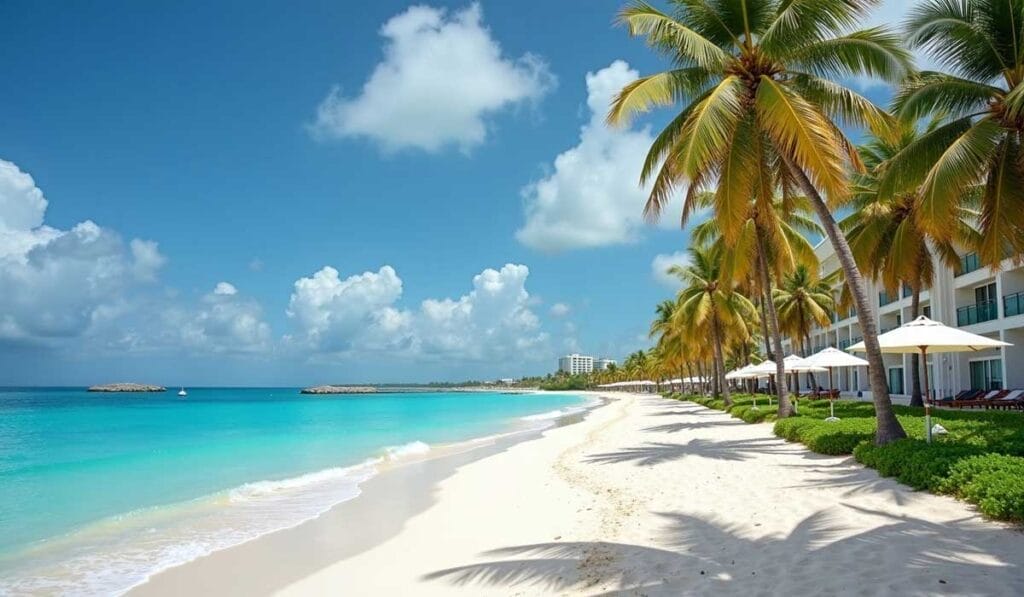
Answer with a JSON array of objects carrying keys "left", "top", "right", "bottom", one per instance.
[{"left": 178, "top": 388, "right": 187, "bottom": 397}]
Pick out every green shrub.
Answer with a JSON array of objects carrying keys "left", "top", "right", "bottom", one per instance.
[
  {"left": 943, "top": 454, "right": 1024, "bottom": 521},
  {"left": 774, "top": 417, "right": 874, "bottom": 454},
  {"left": 855, "top": 440, "right": 984, "bottom": 490}
]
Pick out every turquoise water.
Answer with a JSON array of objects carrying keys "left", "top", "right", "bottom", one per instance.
[{"left": 0, "top": 387, "right": 588, "bottom": 594}]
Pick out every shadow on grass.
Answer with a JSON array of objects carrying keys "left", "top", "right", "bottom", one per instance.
[{"left": 424, "top": 506, "right": 1022, "bottom": 595}]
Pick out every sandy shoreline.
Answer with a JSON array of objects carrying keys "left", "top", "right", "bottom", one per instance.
[{"left": 134, "top": 393, "right": 1024, "bottom": 596}]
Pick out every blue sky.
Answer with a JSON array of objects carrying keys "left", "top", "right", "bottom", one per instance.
[{"left": 0, "top": 0, "right": 908, "bottom": 386}]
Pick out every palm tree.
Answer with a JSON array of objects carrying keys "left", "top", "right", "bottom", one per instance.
[
  {"left": 884, "top": 0, "right": 1024, "bottom": 268},
  {"left": 673, "top": 246, "right": 757, "bottom": 406},
  {"left": 609, "top": 0, "right": 912, "bottom": 443},
  {"left": 773, "top": 264, "right": 837, "bottom": 365},
  {"left": 843, "top": 124, "right": 980, "bottom": 406},
  {"left": 691, "top": 193, "right": 821, "bottom": 415}
]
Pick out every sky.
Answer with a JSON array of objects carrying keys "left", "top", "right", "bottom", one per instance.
[{"left": 0, "top": 0, "right": 913, "bottom": 386}]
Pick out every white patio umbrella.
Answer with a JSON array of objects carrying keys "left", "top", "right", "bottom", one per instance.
[
  {"left": 802, "top": 347, "right": 869, "bottom": 422},
  {"left": 848, "top": 315, "right": 1012, "bottom": 442},
  {"left": 781, "top": 355, "right": 827, "bottom": 413}
]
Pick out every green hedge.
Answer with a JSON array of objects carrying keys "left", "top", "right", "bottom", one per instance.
[
  {"left": 667, "top": 392, "right": 1024, "bottom": 523},
  {"left": 774, "top": 417, "right": 875, "bottom": 455}
]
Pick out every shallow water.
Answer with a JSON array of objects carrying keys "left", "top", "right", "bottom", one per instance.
[{"left": 0, "top": 387, "right": 587, "bottom": 595}]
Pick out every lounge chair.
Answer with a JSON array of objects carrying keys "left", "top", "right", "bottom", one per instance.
[
  {"left": 952, "top": 389, "right": 1006, "bottom": 409},
  {"left": 988, "top": 389, "right": 1024, "bottom": 410}
]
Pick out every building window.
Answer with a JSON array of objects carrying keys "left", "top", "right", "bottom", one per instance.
[
  {"left": 887, "top": 367, "right": 905, "bottom": 395},
  {"left": 957, "top": 252, "right": 980, "bottom": 276},
  {"left": 923, "top": 305, "right": 931, "bottom": 318},
  {"left": 958, "top": 283, "right": 999, "bottom": 326},
  {"left": 969, "top": 359, "right": 1003, "bottom": 391},
  {"left": 1004, "top": 290, "right": 1024, "bottom": 317}
]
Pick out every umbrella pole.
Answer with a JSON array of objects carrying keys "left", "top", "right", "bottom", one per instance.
[
  {"left": 922, "top": 346, "right": 932, "bottom": 444},
  {"left": 826, "top": 367, "right": 838, "bottom": 422}
]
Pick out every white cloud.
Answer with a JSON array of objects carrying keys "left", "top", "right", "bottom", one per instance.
[
  {"left": 287, "top": 265, "right": 412, "bottom": 352},
  {"left": 287, "top": 262, "right": 548, "bottom": 361},
  {"left": 517, "top": 60, "right": 676, "bottom": 252},
  {"left": 310, "top": 3, "right": 554, "bottom": 153},
  {"left": 177, "top": 284, "right": 272, "bottom": 354},
  {"left": 549, "top": 302, "right": 570, "bottom": 317},
  {"left": 0, "top": 159, "right": 166, "bottom": 341},
  {"left": 213, "top": 282, "right": 238, "bottom": 296},
  {"left": 651, "top": 251, "right": 691, "bottom": 289},
  {"left": 130, "top": 239, "right": 166, "bottom": 281}
]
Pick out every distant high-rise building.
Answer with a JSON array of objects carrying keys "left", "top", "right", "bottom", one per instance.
[
  {"left": 594, "top": 358, "right": 617, "bottom": 371},
  {"left": 558, "top": 353, "right": 594, "bottom": 375}
]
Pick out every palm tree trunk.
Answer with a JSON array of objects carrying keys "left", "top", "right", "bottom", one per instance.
[
  {"left": 754, "top": 230, "right": 793, "bottom": 417},
  {"left": 803, "top": 331, "right": 817, "bottom": 389},
  {"left": 909, "top": 285, "right": 924, "bottom": 407},
  {"left": 686, "top": 361, "right": 695, "bottom": 396},
  {"left": 780, "top": 155, "right": 906, "bottom": 443},
  {"left": 757, "top": 297, "right": 774, "bottom": 394},
  {"left": 712, "top": 315, "right": 732, "bottom": 406}
]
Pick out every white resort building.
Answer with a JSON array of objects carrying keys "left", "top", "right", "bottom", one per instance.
[
  {"left": 558, "top": 354, "right": 616, "bottom": 375},
  {"left": 781, "top": 242, "right": 1024, "bottom": 401},
  {"left": 558, "top": 354, "right": 594, "bottom": 375}
]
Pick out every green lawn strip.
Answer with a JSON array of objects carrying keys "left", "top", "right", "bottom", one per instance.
[{"left": 660, "top": 392, "right": 1024, "bottom": 523}]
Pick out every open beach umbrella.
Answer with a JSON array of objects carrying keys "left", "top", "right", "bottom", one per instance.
[
  {"left": 802, "top": 347, "right": 869, "bottom": 422},
  {"left": 848, "top": 316, "right": 1012, "bottom": 442},
  {"left": 781, "top": 355, "right": 827, "bottom": 412}
]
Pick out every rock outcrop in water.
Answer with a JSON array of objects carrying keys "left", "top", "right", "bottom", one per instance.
[
  {"left": 88, "top": 383, "right": 167, "bottom": 392},
  {"left": 301, "top": 385, "right": 377, "bottom": 395}
]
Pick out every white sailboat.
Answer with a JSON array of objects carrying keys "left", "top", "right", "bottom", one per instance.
[{"left": 177, "top": 388, "right": 187, "bottom": 397}]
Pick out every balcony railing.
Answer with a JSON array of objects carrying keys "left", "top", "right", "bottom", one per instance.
[
  {"left": 1004, "top": 291, "right": 1024, "bottom": 317},
  {"left": 838, "top": 339, "right": 851, "bottom": 350},
  {"left": 957, "top": 300, "right": 998, "bottom": 326},
  {"left": 879, "top": 291, "right": 897, "bottom": 307},
  {"left": 957, "top": 252, "right": 980, "bottom": 276}
]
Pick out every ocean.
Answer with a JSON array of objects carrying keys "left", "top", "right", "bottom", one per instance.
[{"left": 0, "top": 387, "right": 589, "bottom": 595}]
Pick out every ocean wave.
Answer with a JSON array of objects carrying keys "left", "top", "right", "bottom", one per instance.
[
  {"left": 383, "top": 440, "right": 431, "bottom": 461},
  {"left": 229, "top": 459, "right": 379, "bottom": 501},
  {"left": 2, "top": 461, "right": 381, "bottom": 596},
  {"left": 520, "top": 405, "right": 587, "bottom": 422}
]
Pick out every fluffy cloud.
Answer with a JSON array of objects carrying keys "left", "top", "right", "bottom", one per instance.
[
  {"left": 651, "top": 251, "right": 691, "bottom": 289},
  {"left": 287, "top": 263, "right": 548, "bottom": 361},
  {"left": 286, "top": 265, "right": 412, "bottom": 352},
  {"left": 0, "top": 159, "right": 166, "bottom": 341},
  {"left": 177, "top": 284, "right": 272, "bottom": 354},
  {"left": 311, "top": 3, "right": 554, "bottom": 153},
  {"left": 213, "top": 282, "right": 238, "bottom": 296},
  {"left": 517, "top": 60, "right": 677, "bottom": 252},
  {"left": 549, "top": 302, "right": 570, "bottom": 317}
]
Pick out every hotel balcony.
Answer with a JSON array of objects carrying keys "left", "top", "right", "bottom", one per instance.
[
  {"left": 1005, "top": 290, "right": 1024, "bottom": 318},
  {"left": 956, "top": 252, "right": 981, "bottom": 277},
  {"left": 957, "top": 300, "right": 998, "bottom": 327}
]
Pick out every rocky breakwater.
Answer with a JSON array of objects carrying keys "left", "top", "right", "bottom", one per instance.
[
  {"left": 301, "top": 385, "right": 378, "bottom": 395},
  {"left": 88, "top": 383, "right": 167, "bottom": 392}
]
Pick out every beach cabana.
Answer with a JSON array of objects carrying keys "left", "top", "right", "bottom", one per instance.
[
  {"left": 802, "top": 347, "right": 869, "bottom": 422},
  {"left": 848, "top": 316, "right": 1012, "bottom": 442}
]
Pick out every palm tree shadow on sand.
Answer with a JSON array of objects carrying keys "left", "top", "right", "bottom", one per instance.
[
  {"left": 643, "top": 419, "right": 745, "bottom": 434},
  {"left": 583, "top": 437, "right": 802, "bottom": 465},
  {"left": 423, "top": 506, "right": 1023, "bottom": 595}
]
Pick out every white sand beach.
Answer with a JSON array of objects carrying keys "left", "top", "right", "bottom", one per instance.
[{"left": 136, "top": 393, "right": 1024, "bottom": 596}]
